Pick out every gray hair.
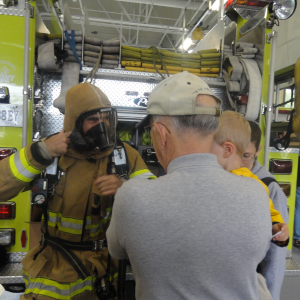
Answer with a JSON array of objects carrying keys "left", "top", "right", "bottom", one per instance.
[{"left": 152, "top": 114, "right": 219, "bottom": 136}]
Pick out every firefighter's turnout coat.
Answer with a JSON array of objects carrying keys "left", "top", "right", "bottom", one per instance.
[{"left": 0, "top": 82, "right": 155, "bottom": 300}]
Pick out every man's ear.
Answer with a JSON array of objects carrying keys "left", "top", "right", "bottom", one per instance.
[
  {"left": 153, "top": 122, "right": 168, "bottom": 149},
  {"left": 223, "top": 142, "right": 235, "bottom": 158}
]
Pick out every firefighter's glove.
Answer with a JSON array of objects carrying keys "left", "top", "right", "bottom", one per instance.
[
  {"left": 44, "top": 129, "right": 71, "bottom": 157},
  {"left": 93, "top": 175, "right": 124, "bottom": 197}
]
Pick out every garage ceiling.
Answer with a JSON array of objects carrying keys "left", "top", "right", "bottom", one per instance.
[{"left": 36, "top": 0, "right": 220, "bottom": 51}]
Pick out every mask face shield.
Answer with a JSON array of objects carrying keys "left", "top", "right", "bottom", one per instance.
[{"left": 70, "top": 107, "right": 117, "bottom": 152}]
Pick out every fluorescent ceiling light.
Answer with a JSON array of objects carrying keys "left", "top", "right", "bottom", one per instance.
[
  {"left": 181, "top": 37, "right": 193, "bottom": 50},
  {"left": 188, "top": 49, "right": 194, "bottom": 53},
  {"left": 212, "top": 0, "right": 228, "bottom": 11}
]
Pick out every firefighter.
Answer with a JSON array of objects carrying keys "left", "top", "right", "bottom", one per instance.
[{"left": 0, "top": 81, "right": 155, "bottom": 300}]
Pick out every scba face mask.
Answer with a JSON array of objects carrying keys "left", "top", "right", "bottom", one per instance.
[{"left": 70, "top": 108, "right": 117, "bottom": 152}]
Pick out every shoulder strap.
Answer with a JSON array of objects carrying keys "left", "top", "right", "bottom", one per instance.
[
  {"left": 260, "top": 177, "right": 278, "bottom": 187},
  {"left": 112, "top": 138, "right": 130, "bottom": 179}
]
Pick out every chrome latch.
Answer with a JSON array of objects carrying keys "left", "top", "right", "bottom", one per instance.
[
  {"left": 266, "top": 31, "right": 277, "bottom": 44},
  {"left": 93, "top": 239, "right": 107, "bottom": 252}
]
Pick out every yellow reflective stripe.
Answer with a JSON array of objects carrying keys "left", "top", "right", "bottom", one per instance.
[
  {"left": 47, "top": 211, "right": 92, "bottom": 235},
  {"left": 20, "top": 148, "right": 41, "bottom": 175},
  {"left": 23, "top": 270, "right": 94, "bottom": 300},
  {"left": 9, "top": 149, "right": 42, "bottom": 183},
  {"left": 109, "top": 272, "right": 118, "bottom": 281},
  {"left": 9, "top": 155, "right": 32, "bottom": 183},
  {"left": 102, "top": 208, "right": 112, "bottom": 224},
  {"left": 102, "top": 218, "right": 111, "bottom": 224},
  {"left": 90, "top": 227, "right": 103, "bottom": 238},
  {"left": 129, "top": 169, "right": 157, "bottom": 179}
]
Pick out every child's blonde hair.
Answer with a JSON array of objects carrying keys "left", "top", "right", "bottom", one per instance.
[{"left": 213, "top": 111, "right": 251, "bottom": 156}]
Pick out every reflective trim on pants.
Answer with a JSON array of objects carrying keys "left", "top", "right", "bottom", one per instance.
[{"left": 23, "top": 270, "right": 94, "bottom": 300}]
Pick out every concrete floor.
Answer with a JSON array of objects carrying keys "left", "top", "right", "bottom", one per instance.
[{"left": 281, "top": 247, "right": 300, "bottom": 300}]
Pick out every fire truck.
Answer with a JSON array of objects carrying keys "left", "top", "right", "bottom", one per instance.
[{"left": 0, "top": 0, "right": 299, "bottom": 293}]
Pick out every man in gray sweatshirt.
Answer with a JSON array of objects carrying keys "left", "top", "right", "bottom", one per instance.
[
  {"left": 107, "top": 72, "right": 272, "bottom": 300},
  {"left": 241, "top": 120, "right": 289, "bottom": 300}
]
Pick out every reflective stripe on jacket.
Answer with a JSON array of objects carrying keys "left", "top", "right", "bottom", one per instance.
[
  {"left": 23, "top": 270, "right": 94, "bottom": 300},
  {"left": 9, "top": 148, "right": 42, "bottom": 182},
  {"left": 0, "top": 143, "right": 49, "bottom": 201},
  {"left": 43, "top": 211, "right": 104, "bottom": 238},
  {"left": 130, "top": 168, "right": 157, "bottom": 179}
]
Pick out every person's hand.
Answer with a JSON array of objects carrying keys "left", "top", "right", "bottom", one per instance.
[
  {"left": 44, "top": 130, "right": 71, "bottom": 157},
  {"left": 93, "top": 175, "right": 124, "bottom": 197},
  {"left": 272, "top": 223, "right": 289, "bottom": 242}
]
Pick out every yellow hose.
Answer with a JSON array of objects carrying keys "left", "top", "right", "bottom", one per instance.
[
  {"left": 125, "top": 67, "right": 145, "bottom": 72},
  {"left": 142, "top": 63, "right": 162, "bottom": 69},
  {"left": 293, "top": 57, "right": 300, "bottom": 135},
  {"left": 144, "top": 68, "right": 157, "bottom": 73},
  {"left": 182, "top": 67, "right": 200, "bottom": 73},
  {"left": 200, "top": 68, "right": 220, "bottom": 74},
  {"left": 163, "top": 66, "right": 182, "bottom": 72},
  {"left": 121, "top": 61, "right": 141, "bottom": 67},
  {"left": 121, "top": 45, "right": 141, "bottom": 52}
]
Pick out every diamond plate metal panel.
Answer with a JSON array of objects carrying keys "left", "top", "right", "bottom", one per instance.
[
  {"left": 269, "top": 147, "right": 300, "bottom": 154},
  {"left": 40, "top": 73, "right": 65, "bottom": 138},
  {"left": 285, "top": 258, "right": 300, "bottom": 276},
  {"left": 7, "top": 252, "right": 27, "bottom": 263},
  {"left": 211, "top": 86, "right": 231, "bottom": 112},
  {"left": 39, "top": 70, "right": 230, "bottom": 137},
  {"left": 0, "top": 8, "right": 25, "bottom": 16},
  {"left": 0, "top": 263, "right": 24, "bottom": 284},
  {"left": 93, "top": 79, "right": 156, "bottom": 107}
]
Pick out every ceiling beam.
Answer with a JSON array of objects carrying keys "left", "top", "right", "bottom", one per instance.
[
  {"left": 115, "top": 0, "right": 205, "bottom": 10},
  {"left": 135, "top": 3, "right": 142, "bottom": 44},
  {"left": 186, "top": 1, "right": 206, "bottom": 27},
  {"left": 145, "top": 3, "right": 154, "bottom": 23},
  {"left": 174, "top": 7, "right": 212, "bottom": 49},
  {"left": 207, "top": 12, "right": 219, "bottom": 30},
  {"left": 95, "top": 0, "right": 128, "bottom": 43},
  {"left": 117, "top": 2, "right": 133, "bottom": 22},
  {"left": 67, "top": 15, "right": 187, "bottom": 33},
  {"left": 40, "top": 13, "right": 187, "bottom": 35},
  {"left": 157, "top": 0, "right": 192, "bottom": 48}
]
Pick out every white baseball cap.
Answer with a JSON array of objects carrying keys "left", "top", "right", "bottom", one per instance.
[{"left": 136, "top": 71, "right": 222, "bottom": 128}]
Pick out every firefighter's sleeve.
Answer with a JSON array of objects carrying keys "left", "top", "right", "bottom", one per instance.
[
  {"left": 124, "top": 143, "right": 157, "bottom": 179},
  {"left": 0, "top": 142, "right": 53, "bottom": 201}
]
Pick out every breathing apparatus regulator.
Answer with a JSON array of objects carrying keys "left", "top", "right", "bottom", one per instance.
[{"left": 69, "top": 107, "right": 118, "bottom": 153}]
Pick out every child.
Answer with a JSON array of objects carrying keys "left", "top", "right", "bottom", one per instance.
[
  {"left": 241, "top": 120, "right": 289, "bottom": 300},
  {"left": 210, "top": 111, "right": 289, "bottom": 243}
]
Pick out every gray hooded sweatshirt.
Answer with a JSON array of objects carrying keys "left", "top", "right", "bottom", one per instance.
[{"left": 252, "top": 160, "right": 288, "bottom": 300}]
